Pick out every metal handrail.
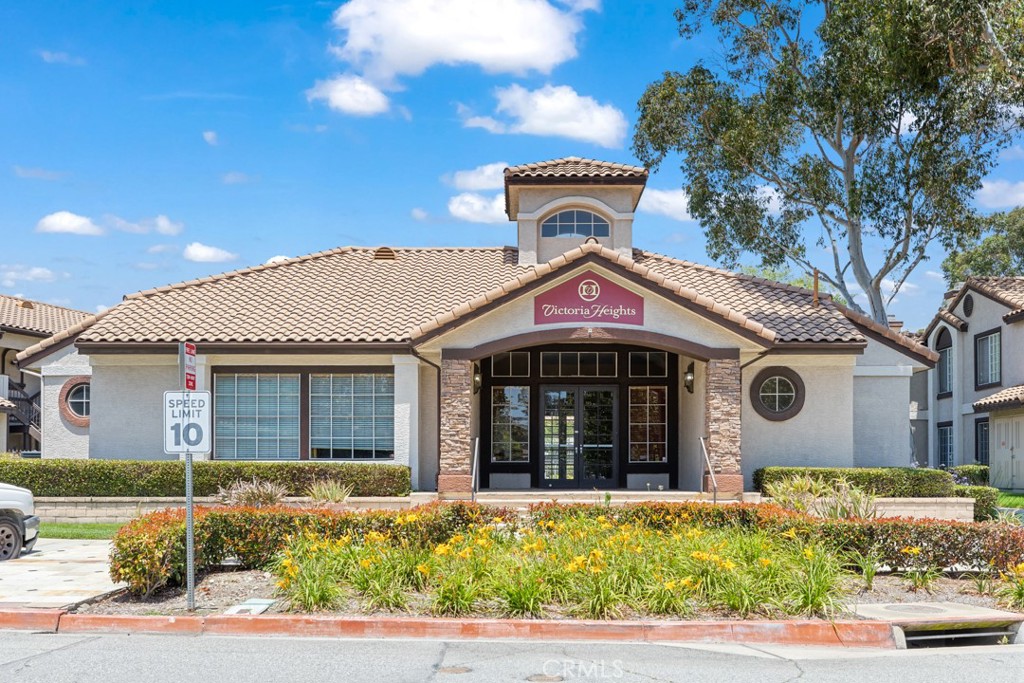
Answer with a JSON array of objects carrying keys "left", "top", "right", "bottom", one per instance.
[
  {"left": 470, "top": 437, "right": 480, "bottom": 502},
  {"left": 699, "top": 436, "right": 718, "bottom": 505}
]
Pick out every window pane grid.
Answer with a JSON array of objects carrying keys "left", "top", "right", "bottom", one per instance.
[
  {"left": 491, "top": 352, "right": 530, "bottom": 378},
  {"left": 310, "top": 373, "right": 394, "bottom": 460},
  {"left": 976, "top": 332, "right": 1000, "bottom": 386},
  {"left": 540, "top": 351, "right": 617, "bottom": 378},
  {"left": 629, "top": 386, "right": 667, "bottom": 463},
  {"left": 540, "top": 210, "right": 610, "bottom": 238},
  {"left": 758, "top": 376, "right": 796, "bottom": 413},
  {"left": 938, "top": 425, "right": 954, "bottom": 469},
  {"left": 491, "top": 386, "right": 529, "bottom": 463},
  {"left": 976, "top": 421, "right": 990, "bottom": 466},
  {"left": 938, "top": 348, "right": 952, "bottom": 394},
  {"left": 214, "top": 373, "right": 300, "bottom": 460}
]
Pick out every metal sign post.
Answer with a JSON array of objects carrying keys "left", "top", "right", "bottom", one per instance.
[{"left": 164, "top": 342, "right": 209, "bottom": 612}]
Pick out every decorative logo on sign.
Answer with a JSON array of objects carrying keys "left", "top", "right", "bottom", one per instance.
[
  {"left": 578, "top": 279, "right": 600, "bottom": 302},
  {"left": 534, "top": 272, "right": 644, "bottom": 326}
]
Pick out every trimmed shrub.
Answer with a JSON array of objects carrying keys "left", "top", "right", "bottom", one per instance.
[
  {"left": 110, "top": 501, "right": 515, "bottom": 593},
  {"left": 950, "top": 465, "right": 989, "bottom": 486},
  {"left": 0, "top": 459, "right": 410, "bottom": 497},
  {"left": 954, "top": 484, "right": 1000, "bottom": 521},
  {"left": 753, "top": 467, "right": 955, "bottom": 498}
]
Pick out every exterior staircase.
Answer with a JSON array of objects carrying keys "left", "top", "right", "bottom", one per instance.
[{"left": 1, "top": 377, "right": 41, "bottom": 444}]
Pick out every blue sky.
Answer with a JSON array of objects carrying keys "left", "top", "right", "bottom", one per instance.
[{"left": 2, "top": 1, "right": 1022, "bottom": 330}]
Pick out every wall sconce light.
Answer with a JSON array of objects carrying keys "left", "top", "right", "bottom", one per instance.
[
  {"left": 684, "top": 362, "right": 695, "bottom": 394},
  {"left": 472, "top": 363, "right": 482, "bottom": 394}
]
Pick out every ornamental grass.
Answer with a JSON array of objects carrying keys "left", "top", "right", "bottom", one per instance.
[{"left": 271, "top": 513, "right": 848, "bottom": 619}]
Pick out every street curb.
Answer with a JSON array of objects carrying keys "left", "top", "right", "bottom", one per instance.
[{"left": 0, "top": 610, "right": 896, "bottom": 647}]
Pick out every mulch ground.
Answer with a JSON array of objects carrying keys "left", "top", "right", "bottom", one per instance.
[{"left": 71, "top": 569, "right": 1011, "bottom": 619}]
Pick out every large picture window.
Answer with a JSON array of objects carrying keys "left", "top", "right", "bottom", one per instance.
[
  {"left": 975, "top": 330, "right": 1001, "bottom": 389},
  {"left": 540, "top": 210, "right": 610, "bottom": 238},
  {"left": 491, "top": 386, "right": 529, "bottom": 462},
  {"left": 214, "top": 373, "right": 301, "bottom": 460},
  {"left": 310, "top": 373, "right": 394, "bottom": 459}
]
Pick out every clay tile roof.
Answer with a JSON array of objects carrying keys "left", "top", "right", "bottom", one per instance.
[
  {"left": 0, "top": 397, "right": 14, "bottom": 413},
  {"left": 0, "top": 294, "right": 89, "bottom": 337},
  {"left": 974, "top": 384, "right": 1024, "bottom": 412},
  {"left": 504, "top": 157, "right": 648, "bottom": 180},
  {"left": 14, "top": 244, "right": 933, "bottom": 363},
  {"left": 938, "top": 309, "right": 968, "bottom": 330},
  {"left": 969, "top": 276, "right": 1024, "bottom": 310}
]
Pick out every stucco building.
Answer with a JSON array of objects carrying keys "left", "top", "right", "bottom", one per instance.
[
  {"left": 0, "top": 295, "right": 89, "bottom": 454},
  {"left": 16, "top": 158, "right": 936, "bottom": 495},
  {"left": 913, "top": 277, "right": 1024, "bottom": 488}
]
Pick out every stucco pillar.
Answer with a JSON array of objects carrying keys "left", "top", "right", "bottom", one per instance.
[
  {"left": 392, "top": 355, "right": 420, "bottom": 490},
  {"left": 438, "top": 357, "right": 473, "bottom": 499},
  {"left": 704, "top": 358, "right": 743, "bottom": 494},
  {"left": 0, "top": 413, "right": 8, "bottom": 453}
]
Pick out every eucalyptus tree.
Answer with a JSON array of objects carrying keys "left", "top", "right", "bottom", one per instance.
[
  {"left": 943, "top": 206, "right": 1024, "bottom": 283},
  {"left": 634, "top": 0, "right": 1024, "bottom": 324}
]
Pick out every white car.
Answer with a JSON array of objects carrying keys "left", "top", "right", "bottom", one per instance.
[{"left": 0, "top": 482, "right": 39, "bottom": 560}]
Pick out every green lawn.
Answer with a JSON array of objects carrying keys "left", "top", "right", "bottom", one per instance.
[
  {"left": 38, "top": 522, "right": 123, "bottom": 540},
  {"left": 997, "top": 492, "right": 1024, "bottom": 509}
]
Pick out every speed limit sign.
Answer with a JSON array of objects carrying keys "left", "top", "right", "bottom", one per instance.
[{"left": 164, "top": 390, "right": 212, "bottom": 454}]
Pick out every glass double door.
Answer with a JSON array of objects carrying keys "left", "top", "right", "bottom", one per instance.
[{"left": 541, "top": 386, "right": 617, "bottom": 488}]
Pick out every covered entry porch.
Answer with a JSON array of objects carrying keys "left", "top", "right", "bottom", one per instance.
[{"left": 435, "top": 329, "right": 744, "bottom": 498}]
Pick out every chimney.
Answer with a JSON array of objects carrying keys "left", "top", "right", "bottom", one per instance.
[{"left": 886, "top": 314, "right": 903, "bottom": 332}]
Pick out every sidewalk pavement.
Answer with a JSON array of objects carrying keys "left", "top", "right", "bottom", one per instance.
[{"left": 0, "top": 539, "right": 122, "bottom": 608}]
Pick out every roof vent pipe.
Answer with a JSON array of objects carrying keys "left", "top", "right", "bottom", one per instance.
[{"left": 812, "top": 269, "right": 819, "bottom": 308}]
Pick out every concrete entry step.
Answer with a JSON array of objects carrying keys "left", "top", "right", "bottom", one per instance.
[{"left": 850, "top": 602, "right": 1024, "bottom": 648}]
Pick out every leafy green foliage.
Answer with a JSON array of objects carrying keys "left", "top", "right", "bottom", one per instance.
[
  {"left": 738, "top": 265, "right": 847, "bottom": 304},
  {"left": 943, "top": 207, "right": 1024, "bottom": 283},
  {"left": 950, "top": 464, "right": 990, "bottom": 486},
  {"left": 216, "top": 477, "right": 288, "bottom": 508},
  {"left": 764, "top": 474, "right": 879, "bottom": 519},
  {"left": 754, "top": 466, "right": 955, "bottom": 497},
  {"left": 634, "top": 0, "right": 1024, "bottom": 323},
  {"left": 954, "top": 484, "right": 1001, "bottom": 521},
  {"left": 0, "top": 459, "right": 411, "bottom": 497}
]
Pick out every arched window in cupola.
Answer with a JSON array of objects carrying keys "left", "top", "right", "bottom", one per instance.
[{"left": 540, "top": 210, "right": 610, "bottom": 238}]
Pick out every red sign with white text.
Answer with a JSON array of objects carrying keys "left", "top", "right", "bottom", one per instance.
[{"left": 534, "top": 272, "right": 644, "bottom": 326}]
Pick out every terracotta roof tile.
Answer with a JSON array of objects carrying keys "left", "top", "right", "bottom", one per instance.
[
  {"left": 969, "top": 276, "right": 1024, "bottom": 310},
  {"left": 505, "top": 157, "right": 647, "bottom": 180},
  {"left": 16, "top": 244, "right": 933, "bottom": 363},
  {"left": 974, "top": 384, "right": 1024, "bottom": 412},
  {"left": 0, "top": 294, "right": 89, "bottom": 337},
  {"left": 0, "top": 397, "right": 14, "bottom": 412}
]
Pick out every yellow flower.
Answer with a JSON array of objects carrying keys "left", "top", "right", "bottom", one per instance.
[
  {"left": 596, "top": 515, "right": 606, "bottom": 523},
  {"left": 276, "top": 579, "right": 289, "bottom": 590},
  {"left": 475, "top": 537, "right": 492, "bottom": 549},
  {"left": 359, "top": 558, "right": 373, "bottom": 569},
  {"left": 803, "top": 548, "right": 814, "bottom": 560},
  {"left": 680, "top": 577, "right": 696, "bottom": 588},
  {"left": 546, "top": 520, "right": 556, "bottom": 529},
  {"left": 720, "top": 559, "right": 737, "bottom": 571},
  {"left": 434, "top": 543, "right": 452, "bottom": 556},
  {"left": 365, "top": 531, "right": 387, "bottom": 545},
  {"left": 759, "top": 558, "right": 772, "bottom": 567},
  {"left": 664, "top": 580, "right": 677, "bottom": 591},
  {"left": 457, "top": 547, "right": 473, "bottom": 560},
  {"left": 416, "top": 563, "right": 430, "bottom": 576},
  {"left": 782, "top": 528, "right": 798, "bottom": 540},
  {"left": 451, "top": 534, "right": 465, "bottom": 544},
  {"left": 900, "top": 546, "right": 922, "bottom": 556}
]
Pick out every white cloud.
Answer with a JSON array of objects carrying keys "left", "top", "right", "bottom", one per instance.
[
  {"left": 222, "top": 171, "right": 253, "bottom": 185},
  {"left": 202, "top": 130, "right": 218, "bottom": 146},
  {"left": 36, "top": 211, "right": 104, "bottom": 236},
  {"left": 183, "top": 242, "right": 238, "bottom": 263},
  {"left": 924, "top": 270, "right": 945, "bottom": 281},
  {"left": 95, "top": 304, "right": 110, "bottom": 313},
  {"left": 461, "top": 84, "right": 627, "bottom": 148},
  {"left": 265, "top": 255, "right": 290, "bottom": 265},
  {"left": 306, "top": 74, "right": 390, "bottom": 116},
  {"left": 757, "top": 186, "right": 783, "bottom": 215},
  {"left": 446, "top": 162, "right": 508, "bottom": 191},
  {"left": 447, "top": 192, "right": 507, "bottom": 224},
  {"left": 410, "top": 208, "right": 428, "bottom": 221},
  {"left": 13, "top": 165, "right": 65, "bottom": 181},
  {"left": 978, "top": 179, "right": 1024, "bottom": 208},
  {"left": 329, "top": 0, "right": 594, "bottom": 84},
  {"left": 0, "top": 264, "right": 56, "bottom": 288},
  {"left": 1000, "top": 145, "right": 1024, "bottom": 161},
  {"left": 638, "top": 188, "right": 693, "bottom": 222},
  {"left": 108, "top": 214, "right": 184, "bottom": 236},
  {"left": 146, "top": 244, "right": 177, "bottom": 255},
  {"left": 38, "top": 50, "right": 85, "bottom": 66}
]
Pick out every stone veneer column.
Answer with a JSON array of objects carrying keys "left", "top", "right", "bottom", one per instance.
[
  {"left": 704, "top": 358, "right": 744, "bottom": 494},
  {"left": 438, "top": 357, "right": 474, "bottom": 498}
]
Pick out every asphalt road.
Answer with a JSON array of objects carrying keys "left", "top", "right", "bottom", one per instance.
[{"left": 2, "top": 632, "right": 1024, "bottom": 683}]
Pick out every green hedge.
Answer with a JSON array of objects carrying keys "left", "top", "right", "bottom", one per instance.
[
  {"left": 753, "top": 467, "right": 955, "bottom": 498},
  {"left": 950, "top": 465, "right": 990, "bottom": 486},
  {"left": 954, "top": 484, "right": 1000, "bottom": 521},
  {"left": 0, "top": 459, "right": 411, "bottom": 497}
]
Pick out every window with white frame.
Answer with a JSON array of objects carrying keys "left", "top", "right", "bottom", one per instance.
[
  {"left": 628, "top": 386, "right": 667, "bottom": 463},
  {"left": 540, "top": 210, "right": 610, "bottom": 238},
  {"left": 214, "top": 373, "right": 301, "bottom": 460},
  {"left": 937, "top": 424, "right": 953, "bottom": 469},
  {"left": 491, "top": 386, "right": 529, "bottom": 462},
  {"left": 975, "top": 330, "right": 1001, "bottom": 388},
  {"left": 935, "top": 328, "right": 952, "bottom": 395},
  {"left": 310, "top": 373, "right": 394, "bottom": 459}
]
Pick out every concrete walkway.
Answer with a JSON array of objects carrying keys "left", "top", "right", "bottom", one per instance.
[{"left": 0, "top": 540, "right": 122, "bottom": 608}]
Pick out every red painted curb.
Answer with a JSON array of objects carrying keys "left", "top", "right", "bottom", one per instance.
[
  {"left": 0, "top": 609, "right": 65, "bottom": 633},
  {"left": 58, "top": 613, "right": 205, "bottom": 635}
]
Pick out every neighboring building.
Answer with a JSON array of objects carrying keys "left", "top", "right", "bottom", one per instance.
[
  {"left": 0, "top": 295, "right": 90, "bottom": 453},
  {"left": 16, "top": 158, "right": 935, "bottom": 495},
  {"left": 913, "top": 277, "right": 1024, "bottom": 487}
]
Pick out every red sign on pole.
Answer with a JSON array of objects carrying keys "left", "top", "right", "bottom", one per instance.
[
  {"left": 534, "top": 272, "right": 644, "bottom": 326},
  {"left": 180, "top": 342, "right": 197, "bottom": 391}
]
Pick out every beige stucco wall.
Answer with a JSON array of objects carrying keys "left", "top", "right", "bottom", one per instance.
[
  {"left": 0, "top": 413, "right": 7, "bottom": 453},
  {"left": 740, "top": 355, "right": 856, "bottom": 487},
  {"left": 678, "top": 355, "right": 707, "bottom": 491},
  {"left": 39, "top": 344, "right": 91, "bottom": 459},
  {"left": 89, "top": 355, "right": 179, "bottom": 460},
  {"left": 418, "top": 360, "right": 440, "bottom": 491}
]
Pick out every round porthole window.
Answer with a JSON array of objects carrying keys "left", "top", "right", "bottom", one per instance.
[
  {"left": 963, "top": 294, "right": 974, "bottom": 318},
  {"left": 750, "top": 367, "right": 805, "bottom": 421},
  {"left": 58, "top": 376, "right": 92, "bottom": 428}
]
